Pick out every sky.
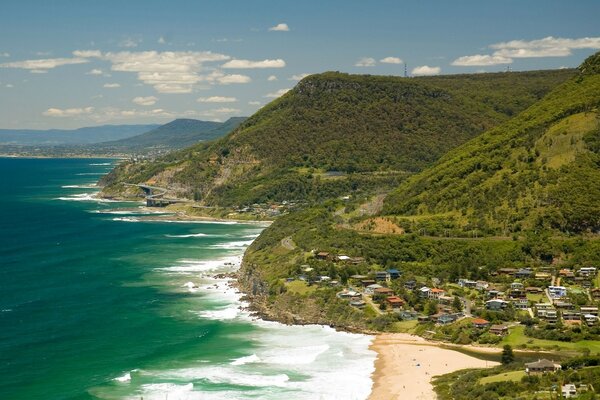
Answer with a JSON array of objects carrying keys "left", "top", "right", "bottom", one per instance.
[{"left": 0, "top": 0, "right": 599, "bottom": 129}]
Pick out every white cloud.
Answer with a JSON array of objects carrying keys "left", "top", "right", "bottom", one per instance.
[
  {"left": 267, "top": 75, "right": 278, "bottom": 81},
  {"left": 289, "top": 73, "right": 310, "bottom": 81},
  {"left": 0, "top": 57, "right": 89, "bottom": 72},
  {"left": 103, "top": 83, "right": 121, "bottom": 88},
  {"left": 222, "top": 58, "right": 286, "bottom": 68},
  {"left": 132, "top": 96, "right": 158, "bottom": 106},
  {"left": 43, "top": 107, "right": 94, "bottom": 117},
  {"left": 265, "top": 88, "right": 291, "bottom": 98},
  {"left": 215, "top": 73, "right": 251, "bottom": 84},
  {"left": 197, "top": 96, "right": 237, "bottom": 103},
  {"left": 0, "top": 52, "right": 9, "bottom": 57},
  {"left": 248, "top": 101, "right": 261, "bottom": 105},
  {"left": 119, "top": 36, "right": 142, "bottom": 48},
  {"left": 73, "top": 50, "right": 102, "bottom": 58},
  {"left": 380, "top": 56, "right": 403, "bottom": 64},
  {"left": 411, "top": 65, "right": 441, "bottom": 76},
  {"left": 78, "top": 50, "right": 231, "bottom": 93},
  {"left": 355, "top": 57, "right": 376, "bottom": 67},
  {"left": 490, "top": 36, "right": 600, "bottom": 58},
  {"left": 86, "top": 68, "right": 104, "bottom": 75},
  {"left": 451, "top": 54, "right": 513, "bottom": 66},
  {"left": 269, "top": 23, "right": 290, "bottom": 32},
  {"left": 158, "top": 36, "right": 166, "bottom": 44},
  {"left": 6, "top": 84, "right": 14, "bottom": 88}
]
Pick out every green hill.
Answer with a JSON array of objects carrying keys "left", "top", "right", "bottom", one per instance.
[
  {"left": 98, "top": 117, "right": 245, "bottom": 150},
  {"left": 383, "top": 52, "right": 600, "bottom": 235},
  {"left": 100, "top": 69, "right": 574, "bottom": 206}
]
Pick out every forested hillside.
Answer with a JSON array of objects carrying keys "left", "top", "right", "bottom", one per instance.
[
  {"left": 383, "top": 52, "right": 600, "bottom": 235},
  {"left": 100, "top": 69, "right": 574, "bottom": 206}
]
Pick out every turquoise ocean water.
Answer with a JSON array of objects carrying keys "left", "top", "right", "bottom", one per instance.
[{"left": 0, "top": 158, "right": 374, "bottom": 400}]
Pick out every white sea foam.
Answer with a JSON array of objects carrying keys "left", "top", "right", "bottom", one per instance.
[
  {"left": 210, "top": 240, "right": 254, "bottom": 249},
  {"left": 230, "top": 354, "right": 261, "bottom": 366},
  {"left": 75, "top": 172, "right": 106, "bottom": 175},
  {"left": 89, "top": 162, "right": 112, "bottom": 166},
  {"left": 196, "top": 306, "right": 241, "bottom": 321},
  {"left": 112, "top": 217, "right": 140, "bottom": 222},
  {"left": 165, "top": 233, "right": 209, "bottom": 238},
  {"left": 56, "top": 193, "right": 122, "bottom": 203},
  {"left": 61, "top": 184, "right": 98, "bottom": 189},
  {"left": 114, "top": 372, "right": 131, "bottom": 383},
  {"left": 158, "top": 219, "right": 238, "bottom": 225}
]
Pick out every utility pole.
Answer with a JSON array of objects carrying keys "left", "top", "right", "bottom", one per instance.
[{"left": 404, "top": 63, "right": 408, "bottom": 78}]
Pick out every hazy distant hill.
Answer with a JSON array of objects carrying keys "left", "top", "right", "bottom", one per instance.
[
  {"left": 383, "top": 52, "right": 600, "bottom": 234},
  {"left": 98, "top": 117, "right": 246, "bottom": 150},
  {"left": 101, "top": 69, "right": 575, "bottom": 206},
  {"left": 0, "top": 124, "right": 159, "bottom": 145}
]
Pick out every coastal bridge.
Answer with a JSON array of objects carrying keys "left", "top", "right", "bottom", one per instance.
[{"left": 126, "top": 183, "right": 188, "bottom": 207}]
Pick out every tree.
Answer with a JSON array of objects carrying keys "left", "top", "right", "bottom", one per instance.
[
  {"left": 453, "top": 296, "right": 463, "bottom": 312},
  {"left": 502, "top": 344, "right": 514, "bottom": 364}
]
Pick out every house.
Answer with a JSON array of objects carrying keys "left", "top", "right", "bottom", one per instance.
[
  {"left": 349, "top": 256, "right": 365, "bottom": 265},
  {"left": 515, "top": 268, "right": 533, "bottom": 278},
  {"left": 374, "top": 271, "right": 390, "bottom": 282},
  {"left": 365, "top": 284, "right": 383, "bottom": 295},
  {"left": 579, "top": 267, "right": 597, "bottom": 277},
  {"left": 418, "top": 287, "right": 431, "bottom": 298},
  {"left": 548, "top": 286, "right": 568, "bottom": 298},
  {"left": 337, "top": 255, "right": 351, "bottom": 262},
  {"left": 486, "top": 299, "right": 509, "bottom": 310},
  {"left": 361, "top": 279, "right": 376, "bottom": 287},
  {"left": 535, "top": 272, "right": 552, "bottom": 280},
  {"left": 436, "top": 313, "right": 459, "bottom": 325},
  {"left": 562, "top": 384, "right": 577, "bottom": 398},
  {"left": 476, "top": 281, "right": 490, "bottom": 291},
  {"left": 428, "top": 288, "right": 446, "bottom": 300},
  {"left": 387, "top": 269, "right": 401, "bottom": 279},
  {"left": 562, "top": 310, "right": 581, "bottom": 321},
  {"left": 373, "top": 287, "right": 394, "bottom": 297},
  {"left": 315, "top": 251, "right": 330, "bottom": 260},
  {"left": 545, "top": 310, "right": 559, "bottom": 324},
  {"left": 498, "top": 268, "right": 517, "bottom": 275},
  {"left": 337, "top": 290, "right": 361, "bottom": 299},
  {"left": 512, "top": 299, "right": 529, "bottom": 310},
  {"left": 486, "top": 288, "right": 502, "bottom": 299},
  {"left": 553, "top": 301, "right": 574, "bottom": 310},
  {"left": 584, "top": 314, "right": 598, "bottom": 326},
  {"left": 404, "top": 280, "right": 417, "bottom": 290},
  {"left": 386, "top": 296, "right": 405, "bottom": 309},
  {"left": 559, "top": 269, "right": 575, "bottom": 279},
  {"left": 398, "top": 310, "right": 418, "bottom": 320},
  {"left": 350, "top": 300, "right": 366, "bottom": 308},
  {"left": 472, "top": 318, "right": 490, "bottom": 328},
  {"left": 489, "top": 324, "right": 509, "bottom": 336},
  {"left": 592, "top": 288, "right": 600, "bottom": 300},
  {"left": 525, "top": 359, "right": 561, "bottom": 375},
  {"left": 581, "top": 306, "right": 599, "bottom": 316},
  {"left": 438, "top": 295, "right": 454, "bottom": 305},
  {"left": 458, "top": 279, "right": 477, "bottom": 288},
  {"left": 350, "top": 274, "right": 368, "bottom": 280}
]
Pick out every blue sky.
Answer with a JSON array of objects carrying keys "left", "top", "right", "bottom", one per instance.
[{"left": 1, "top": 0, "right": 599, "bottom": 129}]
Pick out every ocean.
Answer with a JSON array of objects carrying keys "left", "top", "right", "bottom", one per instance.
[{"left": 0, "top": 158, "right": 375, "bottom": 400}]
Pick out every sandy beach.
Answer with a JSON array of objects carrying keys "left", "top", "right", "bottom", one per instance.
[{"left": 368, "top": 333, "right": 500, "bottom": 400}]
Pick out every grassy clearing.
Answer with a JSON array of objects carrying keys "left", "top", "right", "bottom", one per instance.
[
  {"left": 284, "top": 280, "right": 317, "bottom": 295},
  {"left": 526, "top": 293, "right": 544, "bottom": 302},
  {"left": 501, "top": 326, "right": 600, "bottom": 354},
  {"left": 391, "top": 320, "right": 418, "bottom": 333},
  {"left": 479, "top": 370, "right": 526, "bottom": 385}
]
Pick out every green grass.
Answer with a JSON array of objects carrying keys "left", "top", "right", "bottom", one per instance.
[
  {"left": 479, "top": 370, "right": 526, "bottom": 385},
  {"left": 526, "top": 293, "right": 543, "bottom": 302},
  {"left": 391, "top": 320, "right": 419, "bottom": 333},
  {"left": 501, "top": 326, "right": 600, "bottom": 353},
  {"left": 284, "top": 280, "right": 317, "bottom": 295}
]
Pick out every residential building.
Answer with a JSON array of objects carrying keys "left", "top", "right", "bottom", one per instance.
[
  {"left": 486, "top": 299, "right": 509, "bottom": 310},
  {"left": 562, "top": 384, "right": 577, "bottom": 398},
  {"left": 548, "top": 286, "right": 568, "bottom": 298},
  {"left": 428, "top": 288, "right": 446, "bottom": 300},
  {"left": 525, "top": 359, "right": 561, "bottom": 375},
  {"left": 489, "top": 324, "right": 509, "bottom": 336},
  {"left": 472, "top": 318, "right": 490, "bottom": 328}
]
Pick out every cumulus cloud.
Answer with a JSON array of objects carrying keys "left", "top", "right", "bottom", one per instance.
[
  {"left": 380, "top": 56, "right": 403, "bottom": 64},
  {"left": 103, "top": 83, "right": 121, "bottom": 88},
  {"left": 265, "top": 88, "right": 291, "bottom": 98},
  {"left": 86, "top": 68, "right": 104, "bottom": 75},
  {"left": 289, "top": 73, "right": 310, "bottom": 81},
  {"left": 77, "top": 50, "right": 232, "bottom": 93},
  {"left": 73, "top": 50, "right": 102, "bottom": 58},
  {"left": 0, "top": 57, "right": 89, "bottom": 72},
  {"left": 43, "top": 107, "right": 94, "bottom": 117},
  {"left": 355, "top": 57, "right": 376, "bottom": 67},
  {"left": 269, "top": 23, "right": 290, "bottom": 32},
  {"left": 248, "top": 101, "right": 261, "bottom": 105},
  {"left": 197, "top": 96, "right": 237, "bottom": 103},
  {"left": 411, "top": 65, "right": 441, "bottom": 76},
  {"left": 490, "top": 36, "right": 600, "bottom": 58},
  {"left": 267, "top": 75, "right": 278, "bottom": 81},
  {"left": 222, "top": 58, "right": 286, "bottom": 68},
  {"left": 451, "top": 54, "right": 513, "bottom": 66},
  {"left": 214, "top": 73, "right": 251, "bottom": 84},
  {"left": 132, "top": 96, "right": 158, "bottom": 106}
]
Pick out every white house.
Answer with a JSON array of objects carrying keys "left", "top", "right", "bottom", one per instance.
[{"left": 548, "top": 286, "right": 567, "bottom": 298}]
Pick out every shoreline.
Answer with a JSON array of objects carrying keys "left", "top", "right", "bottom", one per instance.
[{"left": 368, "top": 333, "right": 499, "bottom": 400}]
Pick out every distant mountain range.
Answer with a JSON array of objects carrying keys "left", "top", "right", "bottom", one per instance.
[
  {"left": 97, "top": 117, "right": 246, "bottom": 150},
  {"left": 0, "top": 124, "right": 160, "bottom": 146}
]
